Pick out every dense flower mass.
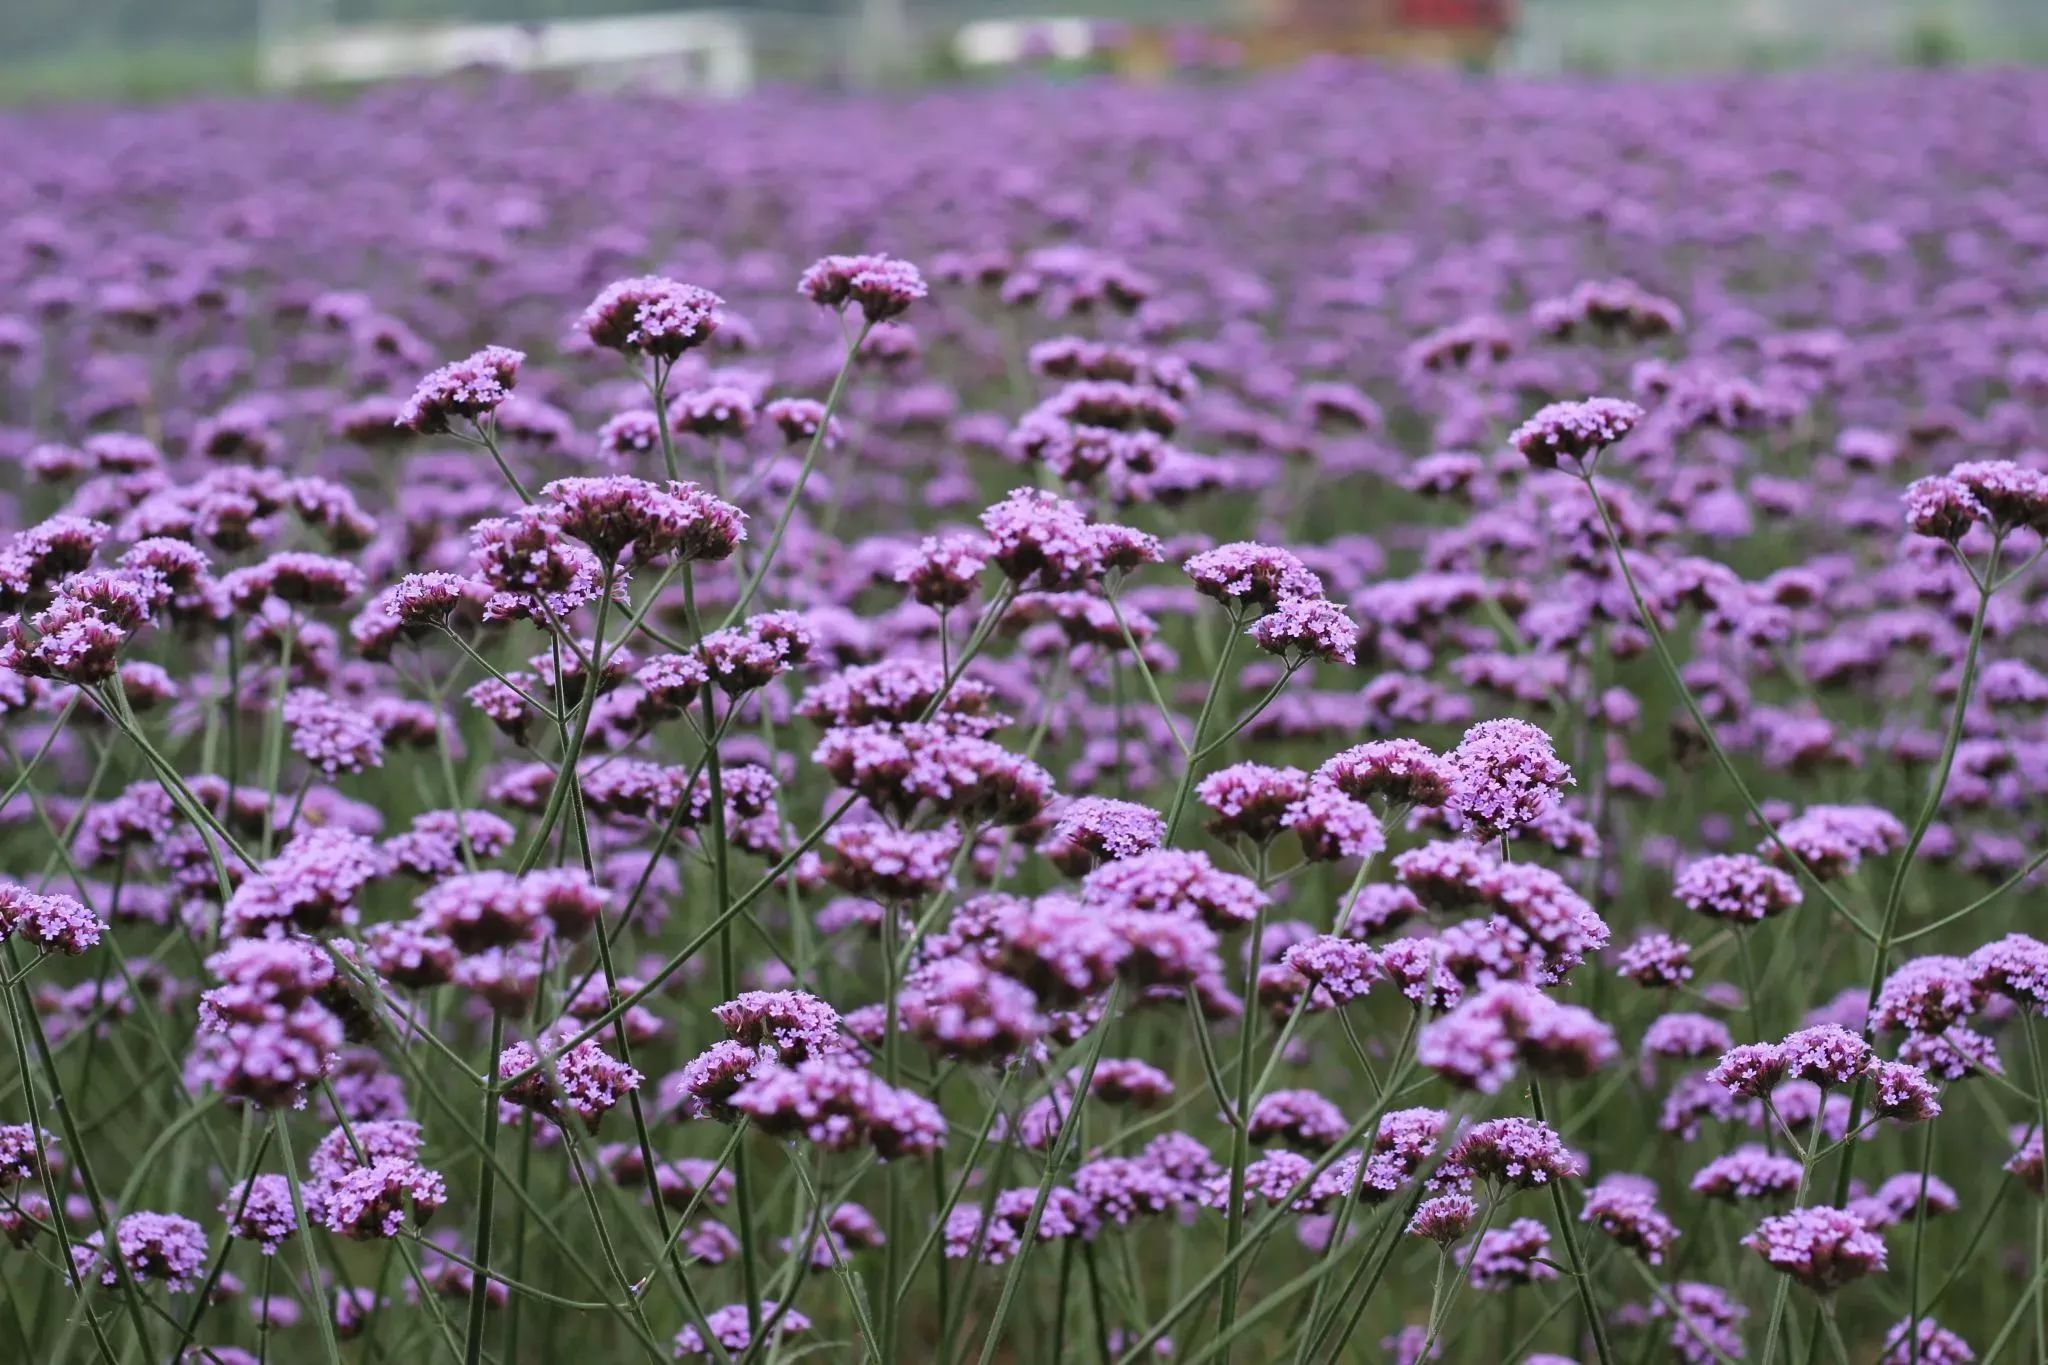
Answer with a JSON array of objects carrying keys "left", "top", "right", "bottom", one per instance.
[{"left": 0, "top": 53, "right": 2044, "bottom": 1365}]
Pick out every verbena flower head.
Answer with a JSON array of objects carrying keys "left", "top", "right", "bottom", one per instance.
[
  {"left": 1081, "top": 848, "right": 1267, "bottom": 933},
  {"left": 498, "top": 1035, "right": 643, "bottom": 1132},
  {"left": 578, "top": 277, "right": 722, "bottom": 359},
  {"left": 1872, "top": 955, "right": 1980, "bottom": 1033},
  {"left": 712, "top": 990, "right": 844, "bottom": 1062},
  {"left": 397, "top": 345, "right": 523, "bottom": 434},
  {"left": 1183, "top": 542, "right": 1323, "bottom": 611},
  {"left": 1673, "top": 854, "right": 1802, "bottom": 924},
  {"left": 0, "top": 884, "right": 104, "bottom": 955},
  {"left": 221, "top": 1174, "right": 298, "bottom": 1255},
  {"left": 1419, "top": 982, "right": 1617, "bottom": 1092},
  {"left": 799, "top": 253, "right": 928, "bottom": 322},
  {"left": 1581, "top": 1176, "right": 1679, "bottom": 1264},
  {"left": 1742, "top": 1206, "right": 1887, "bottom": 1293},
  {"left": 309, "top": 1158, "right": 448, "bottom": 1240},
  {"left": 1691, "top": 1145, "right": 1803, "bottom": 1202},
  {"left": 1903, "top": 475, "right": 1986, "bottom": 541},
  {"left": 673, "top": 1302, "right": 812, "bottom": 1358},
  {"left": 1406, "top": 1194, "right": 1476, "bottom": 1245},
  {"left": 1445, "top": 1117, "right": 1581, "bottom": 1189},
  {"left": 1043, "top": 796, "right": 1166, "bottom": 872},
  {"left": 73, "top": 1212, "right": 206, "bottom": 1291},
  {"left": 1463, "top": 1219, "right": 1557, "bottom": 1293},
  {"left": 1447, "top": 719, "right": 1572, "bottom": 837},
  {"left": 1876, "top": 1317, "right": 1975, "bottom": 1364},
  {"left": 1248, "top": 595, "right": 1360, "bottom": 666},
  {"left": 1617, "top": 932, "right": 1692, "bottom": 988},
  {"left": 730, "top": 1056, "right": 945, "bottom": 1160},
  {"left": 1969, "top": 933, "right": 2048, "bottom": 1011},
  {"left": 1314, "top": 739, "right": 1453, "bottom": 807},
  {"left": 1510, "top": 396, "right": 1643, "bottom": 472},
  {"left": 1777, "top": 1024, "right": 1873, "bottom": 1087}
]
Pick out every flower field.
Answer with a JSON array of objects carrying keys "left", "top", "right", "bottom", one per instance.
[{"left": 1, "top": 61, "right": 2046, "bottom": 1364}]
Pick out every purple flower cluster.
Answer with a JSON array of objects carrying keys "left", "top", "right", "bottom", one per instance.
[{"left": 6, "top": 56, "right": 2048, "bottom": 1363}]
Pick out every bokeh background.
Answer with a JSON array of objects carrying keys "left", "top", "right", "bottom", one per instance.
[{"left": 7, "top": 0, "right": 2048, "bottom": 105}]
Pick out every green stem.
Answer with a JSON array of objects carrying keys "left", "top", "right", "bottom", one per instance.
[
  {"left": 1827, "top": 538, "right": 1998, "bottom": 1213},
  {"left": 1163, "top": 616, "right": 1243, "bottom": 842},
  {"left": 973, "top": 983, "right": 1124, "bottom": 1365},
  {"left": 1216, "top": 899, "right": 1271, "bottom": 1349},
  {"left": 272, "top": 1110, "right": 346, "bottom": 1365},
  {"left": 1528, "top": 1078, "right": 1616, "bottom": 1365},
  {"left": 462, "top": 1013, "right": 506, "bottom": 1365},
  {"left": 1579, "top": 472, "right": 1875, "bottom": 944},
  {"left": 722, "top": 320, "right": 871, "bottom": 627}
]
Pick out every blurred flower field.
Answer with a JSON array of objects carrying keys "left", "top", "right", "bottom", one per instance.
[{"left": 1, "top": 61, "right": 2047, "bottom": 1364}]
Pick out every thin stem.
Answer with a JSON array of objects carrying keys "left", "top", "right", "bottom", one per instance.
[
  {"left": 272, "top": 1110, "right": 346, "bottom": 1365},
  {"left": 1163, "top": 615, "right": 1242, "bottom": 842},
  {"left": 721, "top": 319, "right": 871, "bottom": 627},
  {"left": 1216, "top": 899, "right": 1271, "bottom": 1348},
  {"left": 973, "top": 983, "right": 1124, "bottom": 1365},
  {"left": 1528, "top": 1077, "right": 1616, "bottom": 1365},
  {"left": 1827, "top": 537, "right": 1999, "bottom": 1213},
  {"left": 1578, "top": 471, "right": 1875, "bottom": 944},
  {"left": 1114, "top": 1027, "right": 1423, "bottom": 1363},
  {"left": 462, "top": 1013, "right": 506, "bottom": 1365}
]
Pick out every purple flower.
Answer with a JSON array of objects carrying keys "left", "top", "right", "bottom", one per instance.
[
  {"left": 1183, "top": 542, "right": 1324, "bottom": 610},
  {"left": 1314, "top": 739, "right": 1453, "bottom": 807},
  {"left": 1616, "top": 932, "right": 1692, "bottom": 988},
  {"left": 0, "top": 884, "right": 103, "bottom": 955},
  {"left": 578, "top": 277, "right": 723, "bottom": 359},
  {"left": 1580, "top": 1176, "right": 1679, "bottom": 1264},
  {"left": 1446, "top": 719, "right": 1573, "bottom": 837},
  {"left": 1877, "top": 1317, "right": 1975, "bottom": 1364},
  {"left": 1970, "top": 934, "right": 2048, "bottom": 1011},
  {"left": 498, "top": 1035, "right": 643, "bottom": 1132},
  {"left": 712, "top": 990, "right": 844, "bottom": 1062},
  {"left": 730, "top": 1057, "right": 945, "bottom": 1160},
  {"left": 1445, "top": 1117, "right": 1581, "bottom": 1189},
  {"left": 1873, "top": 956, "right": 1981, "bottom": 1033},
  {"left": 1081, "top": 848, "right": 1267, "bottom": 933},
  {"left": 1903, "top": 475, "right": 1986, "bottom": 541},
  {"left": 308, "top": 1158, "right": 448, "bottom": 1240},
  {"left": 284, "top": 688, "right": 385, "bottom": 776},
  {"left": 1691, "top": 1145, "right": 1803, "bottom": 1202},
  {"left": 1868, "top": 1059, "right": 1941, "bottom": 1122},
  {"left": 1643, "top": 1012, "right": 1732, "bottom": 1060},
  {"left": 1280, "top": 935, "right": 1377, "bottom": 1005},
  {"left": 0, "top": 1124, "right": 55, "bottom": 1185},
  {"left": 1419, "top": 983, "right": 1617, "bottom": 1092},
  {"left": 1043, "top": 796, "right": 1166, "bottom": 872},
  {"left": 1708, "top": 1042, "right": 1787, "bottom": 1098},
  {"left": 1247, "top": 1090, "right": 1347, "bottom": 1151},
  {"left": 900, "top": 958, "right": 1044, "bottom": 1063},
  {"left": 895, "top": 533, "right": 989, "bottom": 609},
  {"left": 396, "top": 345, "right": 523, "bottom": 434},
  {"left": 221, "top": 1175, "right": 298, "bottom": 1254},
  {"left": 1509, "top": 396, "right": 1643, "bottom": 471},
  {"left": 1650, "top": 1283, "right": 1748, "bottom": 1365},
  {"left": 1248, "top": 595, "right": 1360, "bottom": 666},
  {"left": 1742, "top": 1205, "right": 1886, "bottom": 1293},
  {"left": 1466, "top": 1218, "right": 1557, "bottom": 1290},
  {"left": 1673, "top": 853, "right": 1803, "bottom": 923},
  {"left": 73, "top": 1211, "right": 206, "bottom": 1291},
  {"left": 1406, "top": 1194, "right": 1476, "bottom": 1245},
  {"left": 799, "top": 253, "right": 928, "bottom": 322},
  {"left": 979, "top": 488, "right": 1105, "bottom": 590},
  {"left": 1778, "top": 1024, "right": 1874, "bottom": 1087}
]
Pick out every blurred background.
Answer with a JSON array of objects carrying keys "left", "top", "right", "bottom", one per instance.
[{"left": 6, "top": 0, "right": 2048, "bottom": 104}]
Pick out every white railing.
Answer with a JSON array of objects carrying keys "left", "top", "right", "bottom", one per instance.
[{"left": 258, "top": 11, "right": 758, "bottom": 95}]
